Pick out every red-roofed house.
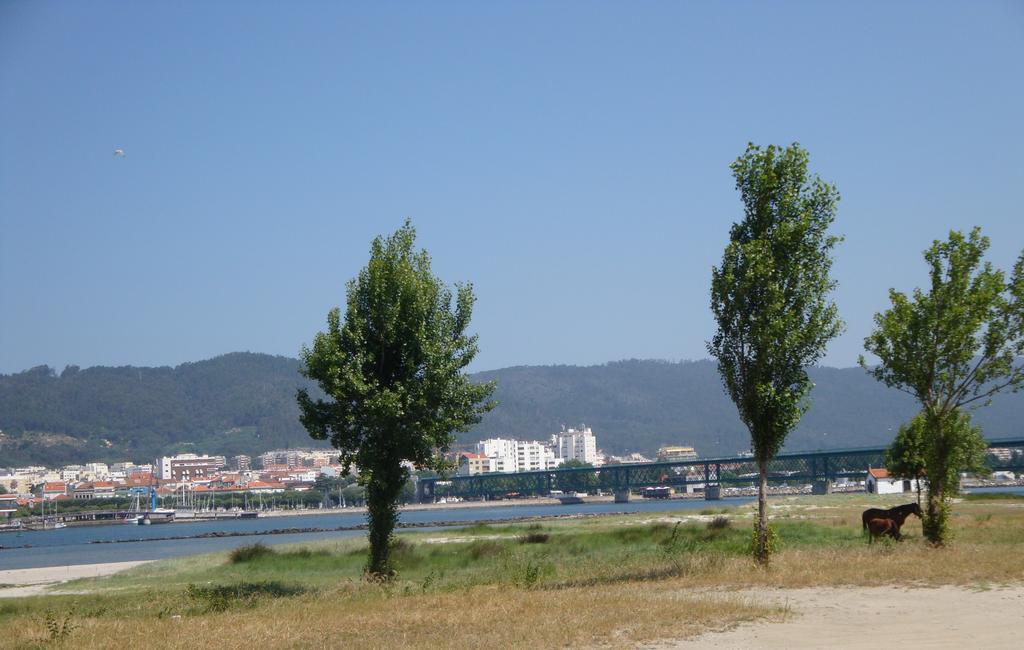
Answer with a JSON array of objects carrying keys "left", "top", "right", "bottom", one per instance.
[
  {"left": 38, "top": 482, "right": 68, "bottom": 500},
  {"left": 458, "top": 453, "right": 495, "bottom": 476},
  {"left": 246, "top": 481, "right": 285, "bottom": 494},
  {"left": 73, "top": 481, "right": 117, "bottom": 499},
  {"left": 866, "top": 468, "right": 921, "bottom": 495}
]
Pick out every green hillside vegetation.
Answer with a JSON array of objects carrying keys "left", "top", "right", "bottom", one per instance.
[
  {"left": 1, "top": 353, "right": 1021, "bottom": 466},
  {"left": 0, "top": 353, "right": 325, "bottom": 466}
]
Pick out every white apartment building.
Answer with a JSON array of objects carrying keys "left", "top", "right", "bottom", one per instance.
[
  {"left": 476, "top": 438, "right": 518, "bottom": 473},
  {"left": 59, "top": 465, "right": 84, "bottom": 482},
  {"left": 551, "top": 426, "right": 602, "bottom": 466},
  {"left": 155, "top": 454, "right": 226, "bottom": 481},
  {"left": 83, "top": 463, "right": 110, "bottom": 479},
  {"left": 516, "top": 440, "right": 551, "bottom": 472},
  {"left": 475, "top": 438, "right": 560, "bottom": 473}
]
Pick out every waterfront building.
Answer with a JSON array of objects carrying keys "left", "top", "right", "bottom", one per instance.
[
  {"left": 255, "top": 449, "right": 339, "bottom": 470},
  {"left": 72, "top": 481, "right": 117, "bottom": 499},
  {"left": 156, "top": 454, "right": 226, "bottom": 481},
  {"left": 458, "top": 452, "right": 495, "bottom": 476},
  {"left": 475, "top": 438, "right": 558, "bottom": 473},
  {"left": 865, "top": 467, "right": 921, "bottom": 494},
  {"left": 83, "top": 463, "right": 110, "bottom": 479},
  {"left": 551, "top": 426, "right": 602, "bottom": 466},
  {"left": 246, "top": 480, "right": 286, "bottom": 494},
  {"left": 475, "top": 438, "right": 518, "bottom": 473},
  {"left": 656, "top": 446, "right": 699, "bottom": 463},
  {"left": 37, "top": 481, "right": 68, "bottom": 500},
  {"left": 59, "top": 465, "right": 84, "bottom": 482}
]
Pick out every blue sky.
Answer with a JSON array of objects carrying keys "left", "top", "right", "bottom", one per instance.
[{"left": 1, "top": 1, "right": 1022, "bottom": 374}]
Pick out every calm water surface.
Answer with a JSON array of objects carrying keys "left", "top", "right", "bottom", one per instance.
[{"left": 0, "top": 498, "right": 749, "bottom": 570}]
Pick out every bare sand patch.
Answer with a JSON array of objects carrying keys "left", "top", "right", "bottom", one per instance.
[
  {"left": 661, "top": 584, "right": 1024, "bottom": 649},
  {"left": 0, "top": 561, "right": 152, "bottom": 598}
]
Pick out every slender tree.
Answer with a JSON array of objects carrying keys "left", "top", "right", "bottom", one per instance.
[
  {"left": 297, "top": 221, "right": 495, "bottom": 578},
  {"left": 862, "top": 228, "right": 1023, "bottom": 544},
  {"left": 709, "top": 143, "right": 843, "bottom": 564}
]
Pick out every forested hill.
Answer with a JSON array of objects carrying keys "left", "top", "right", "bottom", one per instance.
[
  {"left": 0, "top": 353, "right": 323, "bottom": 467},
  {"left": 1, "top": 353, "right": 1022, "bottom": 466}
]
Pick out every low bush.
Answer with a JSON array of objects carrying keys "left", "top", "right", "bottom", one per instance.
[
  {"left": 707, "top": 516, "right": 731, "bottom": 531},
  {"left": 518, "top": 532, "right": 550, "bottom": 544},
  {"left": 185, "top": 581, "right": 304, "bottom": 612},
  {"left": 229, "top": 543, "right": 276, "bottom": 564}
]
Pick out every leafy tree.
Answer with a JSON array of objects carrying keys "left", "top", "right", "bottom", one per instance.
[
  {"left": 884, "top": 414, "right": 927, "bottom": 505},
  {"left": 297, "top": 221, "right": 495, "bottom": 578},
  {"left": 862, "top": 228, "right": 1023, "bottom": 544},
  {"left": 341, "top": 483, "right": 366, "bottom": 507},
  {"left": 709, "top": 143, "right": 843, "bottom": 564}
]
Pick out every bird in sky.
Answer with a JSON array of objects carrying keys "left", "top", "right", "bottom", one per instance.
[{"left": 113, "top": 148, "right": 125, "bottom": 157}]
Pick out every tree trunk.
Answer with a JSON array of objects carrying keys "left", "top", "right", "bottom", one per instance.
[
  {"left": 924, "top": 480, "right": 946, "bottom": 546},
  {"left": 756, "top": 461, "right": 769, "bottom": 565},
  {"left": 365, "top": 467, "right": 404, "bottom": 579}
]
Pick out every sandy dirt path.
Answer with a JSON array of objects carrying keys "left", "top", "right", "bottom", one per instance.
[
  {"left": 665, "top": 584, "right": 1024, "bottom": 649},
  {"left": 0, "top": 561, "right": 152, "bottom": 598}
]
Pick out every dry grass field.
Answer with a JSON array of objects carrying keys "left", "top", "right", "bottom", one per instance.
[{"left": 1, "top": 492, "right": 1022, "bottom": 649}]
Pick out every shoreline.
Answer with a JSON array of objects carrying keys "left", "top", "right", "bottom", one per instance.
[
  {"left": 4, "top": 482, "right": 1018, "bottom": 533},
  {"left": 0, "top": 561, "right": 153, "bottom": 598}
]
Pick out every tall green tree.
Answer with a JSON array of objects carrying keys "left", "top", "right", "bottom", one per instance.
[
  {"left": 297, "top": 221, "right": 495, "bottom": 578},
  {"left": 709, "top": 143, "right": 843, "bottom": 564},
  {"left": 862, "top": 228, "right": 1023, "bottom": 544}
]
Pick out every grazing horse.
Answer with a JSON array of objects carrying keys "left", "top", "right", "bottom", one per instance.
[
  {"left": 867, "top": 517, "right": 902, "bottom": 542},
  {"left": 862, "top": 502, "right": 922, "bottom": 532}
]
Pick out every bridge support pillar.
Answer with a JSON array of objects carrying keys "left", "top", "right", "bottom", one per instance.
[
  {"left": 812, "top": 479, "right": 832, "bottom": 495},
  {"left": 416, "top": 480, "right": 433, "bottom": 503},
  {"left": 613, "top": 488, "right": 630, "bottom": 503},
  {"left": 705, "top": 485, "right": 721, "bottom": 500}
]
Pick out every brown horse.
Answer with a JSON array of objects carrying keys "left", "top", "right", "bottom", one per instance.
[
  {"left": 862, "top": 502, "right": 922, "bottom": 531},
  {"left": 867, "top": 517, "right": 902, "bottom": 542}
]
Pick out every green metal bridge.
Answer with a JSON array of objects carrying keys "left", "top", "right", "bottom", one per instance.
[{"left": 416, "top": 437, "right": 1024, "bottom": 503}]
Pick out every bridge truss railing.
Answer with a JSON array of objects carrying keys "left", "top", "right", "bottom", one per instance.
[{"left": 417, "top": 437, "right": 1024, "bottom": 502}]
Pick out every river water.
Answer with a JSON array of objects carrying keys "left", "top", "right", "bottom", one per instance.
[{"left": 0, "top": 497, "right": 747, "bottom": 570}]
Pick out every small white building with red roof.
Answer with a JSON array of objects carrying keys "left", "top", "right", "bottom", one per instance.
[{"left": 866, "top": 467, "right": 921, "bottom": 495}]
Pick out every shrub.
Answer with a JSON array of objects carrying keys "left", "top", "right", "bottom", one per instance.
[
  {"left": 518, "top": 532, "right": 550, "bottom": 544},
  {"left": 229, "top": 543, "right": 276, "bottom": 564},
  {"left": 42, "top": 609, "right": 76, "bottom": 643},
  {"left": 748, "top": 522, "right": 779, "bottom": 557},
  {"left": 185, "top": 581, "right": 304, "bottom": 612},
  {"left": 707, "top": 516, "right": 731, "bottom": 531}
]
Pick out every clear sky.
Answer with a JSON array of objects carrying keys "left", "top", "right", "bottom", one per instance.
[{"left": 1, "top": 1, "right": 1022, "bottom": 375}]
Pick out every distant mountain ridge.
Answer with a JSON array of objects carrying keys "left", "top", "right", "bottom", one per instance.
[{"left": 1, "top": 352, "right": 1021, "bottom": 467}]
